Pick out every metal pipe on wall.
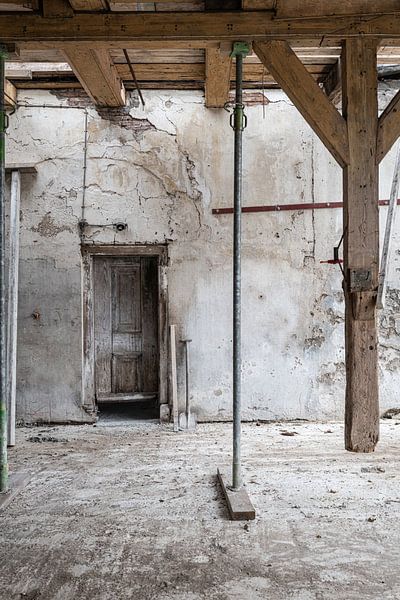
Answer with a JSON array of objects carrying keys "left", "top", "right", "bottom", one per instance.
[{"left": 0, "top": 47, "right": 8, "bottom": 493}]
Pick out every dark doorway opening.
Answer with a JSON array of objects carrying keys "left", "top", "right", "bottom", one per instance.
[{"left": 97, "top": 400, "right": 159, "bottom": 423}]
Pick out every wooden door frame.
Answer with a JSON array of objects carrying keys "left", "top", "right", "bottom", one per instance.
[{"left": 81, "top": 244, "right": 169, "bottom": 417}]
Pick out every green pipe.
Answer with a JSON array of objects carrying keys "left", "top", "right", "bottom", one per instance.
[{"left": 0, "top": 47, "right": 8, "bottom": 493}]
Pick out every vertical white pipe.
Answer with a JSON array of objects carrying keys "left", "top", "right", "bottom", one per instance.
[{"left": 7, "top": 170, "right": 20, "bottom": 447}]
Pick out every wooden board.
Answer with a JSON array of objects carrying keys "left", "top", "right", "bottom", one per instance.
[
  {"left": 169, "top": 324, "right": 179, "bottom": 431},
  {"left": 217, "top": 469, "right": 255, "bottom": 521},
  {"left": 5, "top": 162, "right": 37, "bottom": 172},
  {"left": 205, "top": 47, "right": 232, "bottom": 108}
]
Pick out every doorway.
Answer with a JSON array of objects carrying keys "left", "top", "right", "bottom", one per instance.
[{"left": 82, "top": 246, "right": 168, "bottom": 420}]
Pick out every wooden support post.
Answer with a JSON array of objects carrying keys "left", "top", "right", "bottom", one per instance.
[
  {"left": 342, "top": 38, "right": 380, "bottom": 452},
  {"left": 6, "top": 170, "right": 20, "bottom": 448},
  {"left": 169, "top": 324, "right": 178, "bottom": 432},
  {"left": 254, "top": 38, "right": 381, "bottom": 452}
]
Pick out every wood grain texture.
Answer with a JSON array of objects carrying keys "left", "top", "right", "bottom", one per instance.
[
  {"left": 5, "top": 79, "right": 16, "bottom": 106},
  {"left": 243, "top": 0, "right": 400, "bottom": 16},
  {"left": 63, "top": 47, "right": 125, "bottom": 106},
  {"left": 205, "top": 47, "right": 232, "bottom": 108},
  {"left": 3, "top": 12, "right": 400, "bottom": 43},
  {"left": 170, "top": 324, "right": 178, "bottom": 431},
  {"left": 253, "top": 41, "right": 349, "bottom": 167},
  {"left": 69, "top": 0, "right": 108, "bottom": 9},
  {"left": 94, "top": 257, "right": 112, "bottom": 396},
  {"left": 42, "top": 0, "right": 73, "bottom": 17},
  {"left": 217, "top": 470, "right": 256, "bottom": 521},
  {"left": 342, "top": 38, "right": 379, "bottom": 453}
]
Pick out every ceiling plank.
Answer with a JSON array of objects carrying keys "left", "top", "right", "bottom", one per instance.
[
  {"left": 5, "top": 60, "right": 326, "bottom": 82},
  {"left": 253, "top": 40, "right": 349, "bottom": 167},
  {"left": 63, "top": 47, "right": 126, "bottom": 106},
  {"left": 68, "top": 0, "right": 108, "bottom": 10},
  {"left": 205, "top": 46, "right": 232, "bottom": 108},
  {"left": 3, "top": 11, "right": 400, "bottom": 43}
]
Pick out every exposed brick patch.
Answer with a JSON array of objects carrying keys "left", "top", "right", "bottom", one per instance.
[
  {"left": 96, "top": 107, "right": 155, "bottom": 133},
  {"left": 50, "top": 88, "right": 93, "bottom": 108},
  {"left": 50, "top": 89, "right": 155, "bottom": 134},
  {"left": 228, "top": 91, "right": 271, "bottom": 106}
]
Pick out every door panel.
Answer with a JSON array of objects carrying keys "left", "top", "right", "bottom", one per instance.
[
  {"left": 93, "top": 258, "right": 112, "bottom": 395},
  {"left": 112, "top": 353, "right": 142, "bottom": 394},
  {"left": 93, "top": 255, "right": 159, "bottom": 403}
]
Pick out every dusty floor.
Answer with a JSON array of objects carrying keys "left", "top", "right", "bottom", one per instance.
[{"left": 1, "top": 419, "right": 400, "bottom": 600}]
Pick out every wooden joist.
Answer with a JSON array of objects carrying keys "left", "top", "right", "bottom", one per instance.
[
  {"left": 205, "top": 46, "right": 232, "bottom": 108},
  {"left": 3, "top": 11, "right": 400, "bottom": 42},
  {"left": 253, "top": 41, "right": 349, "bottom": 167},
  {"left": 5, "top": 79, "right": 17, "bottom": 106},
  {"left": 62, "top": 47, "right": 126, "bottom": 106},
  {"left": 342, "top": 38, "right": 380, "bottom": 453}
]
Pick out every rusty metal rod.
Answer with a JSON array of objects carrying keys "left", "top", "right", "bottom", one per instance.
[
  {"left": 123, "top": 49, "right": 145, "bottom": 107},
  {"left": 212, "top": 199, "right": 400, "bottom": 215}
]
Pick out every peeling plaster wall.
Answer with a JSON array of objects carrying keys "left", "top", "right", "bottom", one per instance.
[{"left": 5, "top": 88, "right": 400, "bottom": 424}]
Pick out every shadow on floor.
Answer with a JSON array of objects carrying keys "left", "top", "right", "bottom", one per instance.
[{"left": 96, "top": 401, "right": 159, "bottom": 425}]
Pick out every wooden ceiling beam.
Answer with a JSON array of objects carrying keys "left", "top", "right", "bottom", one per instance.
[
  {"left": 205, "top": 46, "right": 232, "bottom": 108},
  {"left": 253, "top": 40, "right": 349, "bottom": 167},
  {"left": 62, "top": 47, "right": 126, "bottom": 106},
  {"left": 243, "top": 0, "right": 400, "bottom": 17},
  {"left": 3, "top": 11, "right": 400, "bottom": 42}
]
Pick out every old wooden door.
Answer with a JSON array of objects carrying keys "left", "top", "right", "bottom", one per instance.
[{"left": 93, "top": 256, "right": 159, "bottom": 403}]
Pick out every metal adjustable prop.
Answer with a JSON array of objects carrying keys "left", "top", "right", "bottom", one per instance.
[{"left": 217, "top": 42, "right": 255, "bottom": 521}]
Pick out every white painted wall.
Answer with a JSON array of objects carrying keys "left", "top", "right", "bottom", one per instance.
[{"left": 6, "top": 88, "right": 400, "bottom": 423}]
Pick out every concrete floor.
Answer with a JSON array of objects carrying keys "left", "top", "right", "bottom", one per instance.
[{"left": 1, "top": 420, "right": 400, "bottom": 600}]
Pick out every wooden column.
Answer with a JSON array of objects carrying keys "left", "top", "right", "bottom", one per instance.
[
  {"left": 254, "top": 40, "right": 381, "bottom": 452},
  {"left": 341, "top": 39, "right": 379, "bottom": 452},
  {"left": 6, "top": 170, "right": 21, "bottom": 447}
]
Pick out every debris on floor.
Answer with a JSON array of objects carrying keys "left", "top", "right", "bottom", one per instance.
[{"left": 1, "top": 421, "right": 400, "bottom": 600}]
